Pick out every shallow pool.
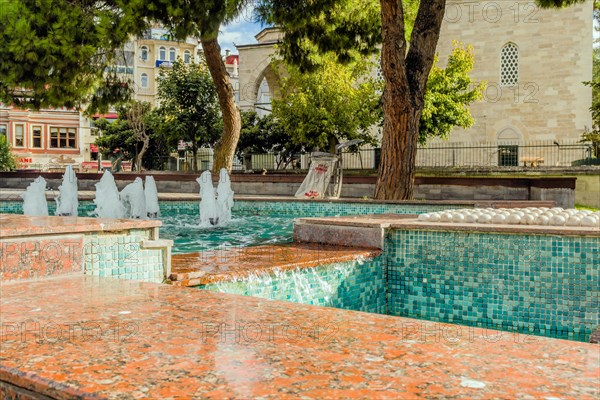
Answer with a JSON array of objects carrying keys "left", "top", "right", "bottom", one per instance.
[{"left": 160, "top": 212, "right": 294, "bottom": 254}]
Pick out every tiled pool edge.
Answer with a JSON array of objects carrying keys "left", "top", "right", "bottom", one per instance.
[
  {"left": 0, "top": 214, "right": 172, "bottom": 284},
  {"left": 294, "top": 215, "right": 600, "bottom": 343}
]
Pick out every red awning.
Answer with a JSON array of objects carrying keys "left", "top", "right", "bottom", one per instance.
[
  {"left": 90, "top": 144, "right": 99, "bottom": 152},
  {"left": 92, "top": 113, "right": 118, "bottom": 119}
]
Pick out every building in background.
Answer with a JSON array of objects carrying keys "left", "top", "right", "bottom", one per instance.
[
  {"left": 0, "top": 104, "right": 90, "bottom": 169},
  {"left": 237, "top": 1, "right": 593, "bottom": 167}
]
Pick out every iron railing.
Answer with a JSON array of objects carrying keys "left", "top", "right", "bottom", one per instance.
[
  {"left": 14, "top": 140, "right": 595, "bottom": 173},
  {"left": 152, "top": 140, "right": 594, "bottom": 172}
]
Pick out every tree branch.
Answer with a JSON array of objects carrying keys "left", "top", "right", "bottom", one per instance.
[{"left": 404, "top": 0, "right": 446, "bottom": 103}]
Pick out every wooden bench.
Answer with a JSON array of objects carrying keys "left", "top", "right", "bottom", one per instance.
[{"left": 520, "top": 157, "right": 544, "bottom": 167}]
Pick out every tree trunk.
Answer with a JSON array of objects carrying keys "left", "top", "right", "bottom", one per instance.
[
  {"left": 374, "top": 0, "right": 446, "bottom": 200},
  {"left": 136, "top": 136, "right": 149, "bottom": 172},
  {"left": 201, "top": 37, "right": 241, "bottom": 172},
  {"left": 192, "top": 146, "right": 198, "bottom": 172}
]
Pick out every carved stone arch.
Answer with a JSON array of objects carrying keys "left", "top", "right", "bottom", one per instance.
[{"left": 496, "top": 127, "right": 522, "bottom": 143}]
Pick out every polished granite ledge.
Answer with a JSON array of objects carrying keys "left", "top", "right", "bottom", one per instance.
[
  {"left": 0, "top": 214, "right": 161, "bottom": 239},
  {"left": 169, "top": 243, "right": 381, "bottom": 287},
  {"left": 1, "top": 275, "right": 598, "bottom": 399}
]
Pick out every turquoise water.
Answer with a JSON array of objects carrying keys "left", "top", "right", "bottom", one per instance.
[{"left": 160, "top": 211, "right": 294, "bottom": 254}]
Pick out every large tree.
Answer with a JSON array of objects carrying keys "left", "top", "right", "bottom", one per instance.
[
  {"left": 258, "top": 0, "right": 587, "bottom": 199},
  {"left": 156, "top": 60, "right": 222, "bottom": 171},
  {"left": 129, "top": 1, "right": 247, "bottom": 172},
  {"left": 0, "top": 0, "right": 245, "bottom": 171}
]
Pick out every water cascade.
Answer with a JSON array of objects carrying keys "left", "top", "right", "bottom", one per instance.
[
  {"left": 55, "top": 165, "right": 79, "bottom": 216},
  {"left": 21, "top": 177, "right": 49, "bottom": 216},
  {"left": 94, "top": 170, "right": 126, "bottom": 218},
  {"left": 120, "top": 177, "right": 146, "bottom": 219},
  {"left": 197, "top": 171, "right": 219, "bottom": 226},
  {"left": 144, "top": 176, "right": 160, "bottom": 218},
  {"left": 216, "top": 168, "right": 234, "bottom": 224}
]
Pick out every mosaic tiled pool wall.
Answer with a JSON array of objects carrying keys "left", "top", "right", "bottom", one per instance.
[
  {"left": 84, "top": 229, "right": 167, "bottom": 283},
  {"left": 0, "top": 200, "right": 466, "bottom": 218},
  {"left": 231, "top": 201, "right": 465, "bottom": 217},
  {"left": 385, "top": 229, "right": 600, "bottom": 342},
  {"left": 200, "top": 257, "right": 386, "bottom": 314},
  {"left": 0, "top": 201, "right": 96, "bottom": 216}
]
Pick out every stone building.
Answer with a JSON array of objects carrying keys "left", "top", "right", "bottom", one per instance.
[{"left": 237, "top": 1, "right": 593, "bottom": 167}]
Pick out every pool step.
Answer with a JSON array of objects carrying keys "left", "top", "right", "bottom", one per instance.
[
  {"left": 169, "top": 243, "right": 381, "bottom": 287},
  {"left": 294, "top": 214, "right": 415, "bottom": 249}
]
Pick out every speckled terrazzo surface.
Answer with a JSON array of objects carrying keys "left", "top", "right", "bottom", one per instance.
[
  {"left": 1, "top": 275, "right": 598, "bottom": 399},
  {"left": 169, "top": 243, "right": 381, "bottom": 286},
  {"left": 0, "top": 213, "right": 161, "bottom": 238}
]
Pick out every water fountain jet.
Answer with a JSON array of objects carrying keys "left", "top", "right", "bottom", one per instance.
[
  {"left": 21, "top": 177, "right": 49, "bottom": 216},
  {"left": 55, "top": 165, "right": 78, "bottom": 216}
]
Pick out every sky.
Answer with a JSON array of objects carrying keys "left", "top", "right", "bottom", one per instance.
[{"left": 217, "top": 5, "right": 265, "bottom": 54}]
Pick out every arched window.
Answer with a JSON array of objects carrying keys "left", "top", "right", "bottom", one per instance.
[
  {"left": 141, "top": 73, "right": 148, "bottom": 88},
  {"left": 140, "top": 46, "right": 148, "bottom": 61},
  {"left": 159, "top": 47, "right": 166, "bottom": 61},
  {"left": 184, "top": 50, "right": 191, "bottom": 64},
  {"left": 500, "top": 43, "right": 519, "bottom": 86},
  {"left": 169, "top": 47, "right": 176, "bottom": 62}
]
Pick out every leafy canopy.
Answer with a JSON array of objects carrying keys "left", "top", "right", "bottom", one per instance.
[
  {"left": 156, "top": 60, "right": 222, "bottom": 150},
  {"left": 0, "top": 0, "right": 142, "bottom": 112},
  {"left": 419, "top": 42, "right": 485, "bottom": 145},
  {"left": 271, "top": 56, "right": 381, "bottom": 152}
]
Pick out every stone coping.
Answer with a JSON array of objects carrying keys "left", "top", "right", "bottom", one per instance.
[
  {"left": 0, "top": 214, "right": 161, "bottom": 239},
  {"left": 0, "top": 171, "right": 579, "bottom": 188},
  {"left": 296, "top": 215, "right": 600, "bottom": 237},
  {"left": 1, "top": 275, "right": 598, "bottom": 399},
  {"left": 0, "top": 190, "right": 556, "bottom": 208},
  {"left": 169, "top": 243, "right": 381, "bottom": 287}
]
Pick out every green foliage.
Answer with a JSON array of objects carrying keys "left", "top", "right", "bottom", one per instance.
[
  {"left": 272, "top": 57, "right": 381, "bottom": 152},
  {"left": 0, "top": 135, "right": 17, "bottom": 171},
  {"left": 256, "top": 0, "right": 382, "bottom": 71},
  {"left": 237, "top": 111, "right": 302, "bottom": 168},
  {"left": 156, "top": 61, "right": 222, "bottom": 151},
  {"left": 419, "top": 42, "right": 485, "bottom": 145},
  {"left": 94, "top": 103, "right": 169, "bottom": 169},
  {"left": 0, "top": 0, "right": 142, "bottom": 112},
  {"left": 128, "top": 0, "right": 250, "bottom": 39},
  {"left": 536, "top": 0, "right": 587, "bottom": 7}
]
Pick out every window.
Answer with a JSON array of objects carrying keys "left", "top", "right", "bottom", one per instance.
[
  {"left": 50, "top": 127, "right": 77, "bottom": 149},
  {"left": 0, "top": 124, "right": 6, "bottom": 138},
  {"left": 184, "top": 50, "right": 191, "bottom": 64},
  {"left": 13, "top": 124, "right": 24, "bottom": 147},
  {"left": 169, "top": 47, "right": 176, "bottom": 62},
  {"left": 140, "top": 46, "right": 149, "bottom": 61},
  {"left": 498, "top": 145, "right": 519, "bottom": 167},
  {"left": 159, "top": 46, "right": 166, "bottom": 60},
  {"left": 500, "top": 43, "right": 519, "bottom": 86},
  {"left": 31, "top": 126, "right": 42, "bottom": 148},
  {"left": 141, "top": 73, "right": 149, "bottom": 88}
]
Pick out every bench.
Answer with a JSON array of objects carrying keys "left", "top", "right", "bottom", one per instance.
[{"left": 520, "top": 157, "right": 544, "bottom": 167}]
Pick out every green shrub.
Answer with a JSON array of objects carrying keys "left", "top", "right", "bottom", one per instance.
[{"left": 0, "top": 135, "right": 17, "bottom": 171}]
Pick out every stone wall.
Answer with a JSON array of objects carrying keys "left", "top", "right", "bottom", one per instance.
[
  {"left": 0, "top": 172, "right": 580, "bottom": 208},
  {"left": 435, "top": 0, "right": 592, "bottom": 143}
]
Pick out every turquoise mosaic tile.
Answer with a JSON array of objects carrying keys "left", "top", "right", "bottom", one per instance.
[
  {"left": 200, "top": 257, "right": 386, "bottom": 314},
  {"left": 1, "top": 200, "right": 464, "bottom": 217},
  {"left": 232, "top": 201, "right": 464, "bottom": 217},
  {"left": 385, "top": 229, "right": 599, "bottom": 342},
  {"left": 84, "top": 230, "right": 164, "bottom": 283}
]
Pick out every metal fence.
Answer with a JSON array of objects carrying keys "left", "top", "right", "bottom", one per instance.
[{"left": 149, "top": 140, "right": 595, "bottom": 172}]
